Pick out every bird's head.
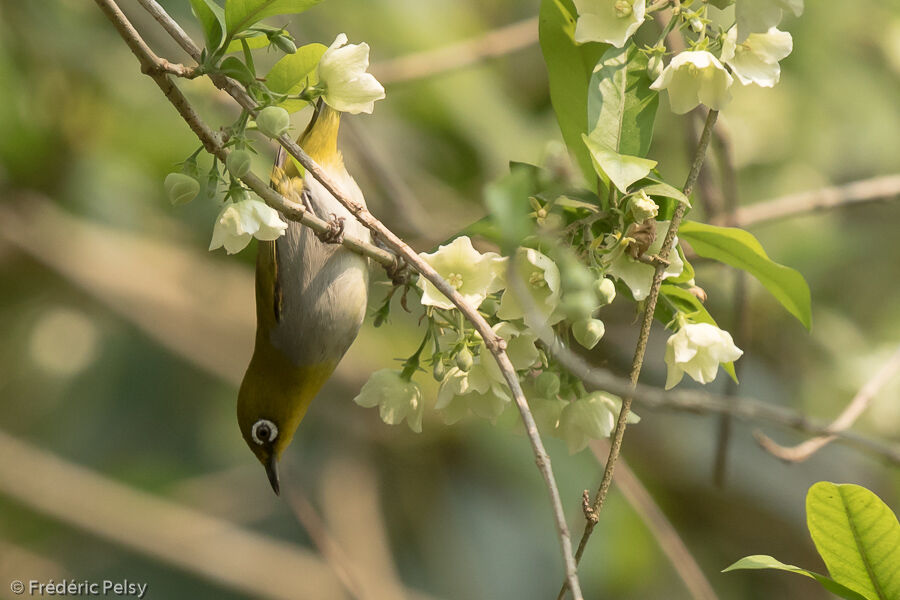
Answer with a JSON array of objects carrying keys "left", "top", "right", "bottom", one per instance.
[{"left": 237, "top": 344, "right": 335, "bottom": 495}]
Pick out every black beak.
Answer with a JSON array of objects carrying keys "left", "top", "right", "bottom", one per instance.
[{"left": 265, "top": 454, "right": 280, "bottom": 495}]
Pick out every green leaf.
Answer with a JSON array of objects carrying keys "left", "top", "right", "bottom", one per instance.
[
  {"left": 807, "top": 482, "right": 900, "bottom": 600},
  {"left": 190, "top": 0, "right": 226, "bottom": 51},
  {"left": 582, "top": 135, "right": 656, "bottom": 193},
  {"left": 224, "top": 33, "right": 271, "bottom": 54},
  {"left": 678, "top": 221, "right": 812, "bottom": 329},
  {"left": 218, "top": 56, "right": 255, "bottom": 85},
  {"left": 587, "top": 44, "right": 658, "bottom": 159},
  {"left": 724, "top": 555, "right": 869, "bottom": 600},
  {"left": 539, "top": 0, "right": 607, "bottom": 186},
  {"left": 659, "top": 283, "right": 737, "bottom": 381},
  {"left": 638, "top": 181, "right": 689, "bottom": 206},
  {"left": 225, "top": 0, "right": 322, "bottom": 36},
  {"left": 266, "top": 43, "right": 326, "bottom": 112}
]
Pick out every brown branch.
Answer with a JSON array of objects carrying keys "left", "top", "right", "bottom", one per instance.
[
  {"left": 590, "top": 441, "right": 719, "bottom": 600},
  {"left": 371, "top": 17, "right": 539, "bottom": 85},
  {"left": 727, "top": 174, "right": 900, "bottom": 227},
  {"left": 97, "top": 1, "right": 583, "bottom": 596},
  {"left": 559, "top": 108, "right": 721, "bottom": 600},
  {"left": 754, "top": 344, "right": 900, "bottom": 463}
]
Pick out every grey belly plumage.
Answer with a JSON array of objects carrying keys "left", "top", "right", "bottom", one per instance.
[{"left": 268, "top": 173, "right": 371, "bottom": 368}]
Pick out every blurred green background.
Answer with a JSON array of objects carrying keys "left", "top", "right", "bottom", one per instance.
[{"left": 1, "top": 1, "right": 899, "bottom": 599}]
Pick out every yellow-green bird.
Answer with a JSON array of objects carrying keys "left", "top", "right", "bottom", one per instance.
[{"left": 238, "top": 101, "right": 371, "bottom": 494}]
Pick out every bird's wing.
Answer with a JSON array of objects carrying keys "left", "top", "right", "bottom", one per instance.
[{"left": 255, "top": 146, "right": 302, "bottom": 329}]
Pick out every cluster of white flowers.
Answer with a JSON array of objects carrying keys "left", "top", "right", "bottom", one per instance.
[
  {"left": 355, "top": 234, "right": 665, "bottom": 453},
  {"left": 572, "top": 0, "right": 799, "bottom": 114}
]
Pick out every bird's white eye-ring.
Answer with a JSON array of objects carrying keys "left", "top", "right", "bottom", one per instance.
[{"left": 251, "top": 419, "right": 278, "bottom": 445}]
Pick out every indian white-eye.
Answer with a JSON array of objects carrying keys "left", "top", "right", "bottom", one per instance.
[{"left": 237, "top": 101, "right": 371, "bottom": 494}]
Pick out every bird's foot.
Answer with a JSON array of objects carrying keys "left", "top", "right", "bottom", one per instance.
[{"left": 317, "top": 214, "right": 345, "bottom": 244}]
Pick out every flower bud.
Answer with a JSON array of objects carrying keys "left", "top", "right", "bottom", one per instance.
[
  {"left": 629, "top": 190, "right": 659, "bottom": 222},
  {"left": 432, "top": 359, "right": 446, "bottom": 381},
  {"left": 535, "top": 371, "right": 560, "bottom": 399},
  {"left": 270, "top": 34, "right": 297, "bottom": 54},
  {"left": 226, "top": 150, "right": 253, "bottom": 178},
  {"left": 572, "top": 318, "right": 605, "bottom": 350},
  {"left": 561, "top": 290, "right": 598, "bottom": 322},
  {"left": 164, "top": 172, "right": 200, "bottom": 206},
  {"left": 594, "top": 278, "right": 616, "bottom": 306},
  {"left": 455, "top": 347, "right": 473, "bottom": 372},
  {"left": 256, "top": 106, "right": 291, "bottom": 138},
  {"left": 648, "top": 53, "right": 664, "bottom": 80}
]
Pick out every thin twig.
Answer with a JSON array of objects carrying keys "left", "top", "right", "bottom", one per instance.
[
  {"left": 755, "top": 344, "right": 900, "bottom": 463},
  {"left": 559, "top": 108, "right": 720, "bottom": 600},
  {"left": 371, "top": 17, "right": 538, "bottom": 85},
  {"left": 99, "top": 2, "right": 583, "bottom": 596},
  {"left": 590, "top": 441, "right": 719, "bottom": 600},
  {"left": 727, "top": 174, "right": 900, "bottom": 227}
]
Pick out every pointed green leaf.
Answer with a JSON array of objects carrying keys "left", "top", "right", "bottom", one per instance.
[
  {"left": 225, "top": 0, "right": 322, "bottom": 36},
  {"left": 583, "top": 135, "right": 656, "bottom": 193},
  {"left": 587, "top": 43, "right": 658, "bottom": 158},
  {"left": 638, "top": 181, "right": 689, "bottom": 206},
  {"left": 190, "top": 0, "right": 226, "bottom": 50},
  {"left": 807, "top": 482, "right": 900, "bottom": 600},
  {"left": 218, "top": 56, "right": 255, "bottom": 85},
  {"left": 266, "top": 43, "right": 326, "bottom": 112},
  {"left": 678, "top": 220, "right": 812, "bottom": 329},
  {"left": 724, "top": 555, "right": 869, "bottom": 600},
  {"left": 539, "top": 0, "right": 607, "bottom": 185},
  {"left": 224, "top": 33, "right": 271, "bottom": 54}
]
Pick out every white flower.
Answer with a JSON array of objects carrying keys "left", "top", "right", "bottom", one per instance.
[
  {"left": 354, "top": 369, "right": 424, "bottom": 432},
  {"left": 650, "top": 51, "right": 734, "bottom": 115},
  {"left": 607, "top": 220, "right": 684, "bottom": 301},
  {"left": 208, "top": 197, "right": 287, "bottom": 255},
  {"left": 736, "top": 0, "right": 802, "bottom": 42},
  {"left": 573, "top": 0, "right": 647, "bottom": 48},
  {"left": 435, "top": 361, "right": 510, "bottom": 424},
  {"left": 664, "top": 322, "right": 743, "bottom": 389},
  {"left": 417, "top": 236, "right": 506, "bottom": 310},
  {"left": 317, "top": 33, "right": 386, "bottom": 114},
  {"left": 629, "top": 190, "right": 659, "bottom": 222},
  {"left": 721, "top": 27, "right": 792, "bottom": 87},
  {"left": 497, "top": 248, "right": 563, "bottom": 329},
  {"left": 559, "top": 392, "right": 639, "bottom": 453}
]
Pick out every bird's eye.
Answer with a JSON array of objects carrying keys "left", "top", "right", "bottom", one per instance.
[{"left": 251, "top": 419, "right": 278, "bottom": 445}]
